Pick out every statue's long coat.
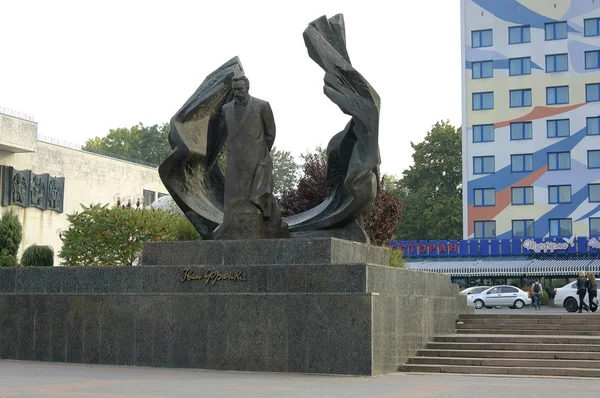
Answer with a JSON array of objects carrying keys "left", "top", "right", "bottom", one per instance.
[{"left": 220, "top": 96, "right": 276, "bottom": 216}]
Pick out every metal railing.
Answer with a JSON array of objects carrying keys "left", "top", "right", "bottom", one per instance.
[
  {"left": 36, "top": 134, "right": 159, "bottom": 168},
  {"left": 0, "top": 107, "right": 35, "bottom": 122},
  {"left": 37, "top": 134, "right": 82, "bottom": 150}
]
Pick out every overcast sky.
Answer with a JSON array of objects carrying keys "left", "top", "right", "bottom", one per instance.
[{"left": 1, "top": 0, "right": 461, "bottom": 176}]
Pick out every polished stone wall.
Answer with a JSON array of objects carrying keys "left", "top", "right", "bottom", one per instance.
[{"left": 0, "top": 240, "right": 468, "bottom": 375}]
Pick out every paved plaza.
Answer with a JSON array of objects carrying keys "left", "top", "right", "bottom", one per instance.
[{"left": 1, "top": 360, "right": 600, "bottom": 398}]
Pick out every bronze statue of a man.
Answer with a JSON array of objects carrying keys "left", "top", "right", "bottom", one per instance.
[{"left": 213, "top": 76, "right": 288, "bottom": 239}]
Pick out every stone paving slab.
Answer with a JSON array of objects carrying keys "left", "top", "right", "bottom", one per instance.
[{"left": 2, "top": 360, "right": 600, "bottom": 398}]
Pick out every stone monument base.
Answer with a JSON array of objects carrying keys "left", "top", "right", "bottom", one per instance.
[{"left": 0, "top": 238, "right": 468, "bottom": 375}]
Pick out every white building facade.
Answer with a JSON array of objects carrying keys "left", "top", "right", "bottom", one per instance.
[{"left": 0, "top": 111, "right": 167, "bottom": 264}]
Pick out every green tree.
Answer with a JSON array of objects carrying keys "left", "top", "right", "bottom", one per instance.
[
  {"left": 0, "top": 210, "right": 22, "bottom": 267},
  {"left": 59, "top": 204, "right": 200, "bottom": 266},
  {"left": 82, "top": 123, "right": 171, "bottom": 166},
  {"left": 395, "top": 121, "right": 462, "bottom": 240},
  {"left": 272, "top": 148, "right": 299, "bottom": 196}
]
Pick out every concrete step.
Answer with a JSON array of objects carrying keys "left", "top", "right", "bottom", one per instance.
[
  {"left": 435, "top": 334, "right": 600, "bottom": 344},
  {"left": 401, "top": 364, "right": 600, "bottom": 378},
  {"left": 416, "top": 349, "right": 600, "bottom": 360},
  {"left": 427, "top": 341, "right": 600, "bottom": 352},
  {"left": 458, "top": 314, "right": 600, "bottom": 321},
  {"left": 456, "top": 322, "right": 600, "bottom": 331},
  {"left": 457, "top": 317, "right": 600, "bottom": 326},
  {"left": 456, "top": 328, "right": 600, "bottom": 335},
  {"left": 408, "top": 356, "right": 600, "bottom": 368}
]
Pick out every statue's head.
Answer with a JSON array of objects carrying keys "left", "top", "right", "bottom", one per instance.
[{"left": 232, "top": 76, "right": 250, "bottom": 103}]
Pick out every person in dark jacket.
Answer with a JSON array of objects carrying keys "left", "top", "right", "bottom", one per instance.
[
  {"left": 576, "top": 270, "right": 588, "bottom": 313},
  {"left": 588, "top": 273, "right": 597, "bottom": 313}
]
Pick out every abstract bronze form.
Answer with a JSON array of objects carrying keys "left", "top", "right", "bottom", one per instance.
[{"left": 159, "top": 14, "right": 380, "bottom": 242}]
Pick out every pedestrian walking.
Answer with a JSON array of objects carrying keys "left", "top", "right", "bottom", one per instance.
[
  {"left": 588, "top": 273, "right": 598, "bottom": 313},
  {"left": 531, "top": 279, "right": 543, "bottom": 310},
  {"left": 576, "top": 270, "right": 588, "bottom": 313}
]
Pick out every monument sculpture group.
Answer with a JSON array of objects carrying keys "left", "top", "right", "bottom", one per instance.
[
  {"left": 159, "top": 14, "right": 381, "bottom": 243},
  {"left": 0, "top": 14, "right": 467, "bottom": 377}
]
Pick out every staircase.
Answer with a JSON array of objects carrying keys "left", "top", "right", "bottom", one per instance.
[{"left": 403, "top": 314, "right": 600, "bottom": 377}]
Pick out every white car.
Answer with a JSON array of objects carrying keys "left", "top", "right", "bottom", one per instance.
[
  {"left": 460, "top": 286, "right": 490, "bottom": 296},
  {"left": 467, "top": 285, "right": 532, "bottom": 309},
  {"left": 554, "top": 281, "right": 596, "bottom": 313}
]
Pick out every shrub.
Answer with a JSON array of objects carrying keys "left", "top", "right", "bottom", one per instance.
[
  {"left": 21, "top": 245, "right": 54, "bottom": 267},
  {"left": 388, "top": 247, "right": 405, "bottom": 268},
  {"left": 58, "top": 204, "right": 201, "bottom": 266},
  {"left": 522, "top": 286, "right": 549, "bottom": 305},
  {"left": 0, "top": 249, "right": 17, "bottom": 267},
  {"left": 0, "top": 210, "right": 22, "bottom": 258}
]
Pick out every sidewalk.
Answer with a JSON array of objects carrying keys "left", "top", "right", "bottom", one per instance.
[{"left": 1, "top": 360, "right": 599, "bottom": 398}]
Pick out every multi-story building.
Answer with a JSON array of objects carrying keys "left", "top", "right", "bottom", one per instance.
[{"left": 461, "top": 0, "right": 600, "bottom": 240}]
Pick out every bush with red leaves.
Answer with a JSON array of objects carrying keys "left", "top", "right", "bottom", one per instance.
[{"left": 280, "top": 153, "right": 403, "bottom": 246}]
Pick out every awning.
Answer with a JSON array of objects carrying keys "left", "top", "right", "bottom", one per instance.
[{"left": 406, "top": 259, "right": 600, "bottom": 277}]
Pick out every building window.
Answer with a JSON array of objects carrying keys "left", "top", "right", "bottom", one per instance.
[
  {"left": 509, "top": 57, "right": 531, "bottom": 76},
  {"left": 585, "top": 18, "right": 600, "bottom": 37},
  {"left": 474, "top": 220, "right": 496, "bottom": 239},
  {"left": 143, "top": 189, "right": 156, "bottom": 206},
  {"left": 590, "top": 184, "right": 600, "bottom": 203},
  {"left": 512, "top": 186, "right": 534, "bottom": 205},
  {"left": 474, "top": 188, "right": 495, "bottom": 207},
  {"left": 510, "top": 89, "right": 532, "bottom": 108},
  {"left": 549, "top": 185, "right": 571, "bottom": 204},
  {"left": 548, "top": 152, "right": 571, "bottom": 170},
  {"left": 472, "top": 60, "right": 493, "bottom": 79},
  {"left": 586, "top": 83, "right": 600, "bottom": 102},
  {"left": 588, "top": 117, "right": 600, "bottom": 135},
  {"left": 550, "top": 218, "right": 572, "bottom": 237},
  {"left": 547, "top": 119, "right": 570, "bottom": 138},
  {"left": 473, "top": 92, "right": 494, "bottom": 110},
  {"left": 586, "top": 51, "right": 600, "bottom": 70},
  {"left": 472, "top": 29, "right": 493, "bottom": 48},
  {"left": 511, "top": 154, "right": 533, "bottom": 172},
  {"left": 546, "top": 86, "right": 569, "bottom": 105},
  {"left": 512, "top": 219, "right": 534, "bottom": 238},
  {"left": 510, "top": 122, "right": 532, "bottom": 140},
  {"left": 545, "top": 21, "right": 568, "bottom": 40},
  {"left": 591, "top": 218, "right": 600, "bottom": 236},
  {"left": 509, "top": 25, "right": 530, "bottom": 44},
  {"left": 473, "top": 124, "right": 494, "bottom": 142},
  {"left": 589, "top": 150, "right": 600, "bottom": 169},
  {"left": 545, "top": 54, "right": 568, "bottom": 72},
  {"left": 473, "top": 156, "right": 495, "bottom": 174}
]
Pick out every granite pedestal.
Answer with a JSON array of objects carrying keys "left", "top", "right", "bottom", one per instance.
[{"left": 0, "top": 238, "right": 468, "bottom": 375}]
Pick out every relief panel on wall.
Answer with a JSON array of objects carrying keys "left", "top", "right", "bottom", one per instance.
[{"left": 0, "top": 166, "right": 65, "bottom": 213}]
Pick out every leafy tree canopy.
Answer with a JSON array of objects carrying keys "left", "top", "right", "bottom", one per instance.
[
  {"left": 272, "top": 148, "right": 299, "bottom": 197},
  {"left": 82, "top": 123, "right": 171, "bottom": 166},
  {"left": 395, "top": 121, "right": 462, "bottom": 241}
]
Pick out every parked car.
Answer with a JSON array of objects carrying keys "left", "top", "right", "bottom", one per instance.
[
  {"left": 467, "top": 285, "right": 532, "bottom": 309},
  {"left": 554, "top": 281, "right": 597, "bottom": 312},
  {"left": 459, "top": 286, "right": 490, "bottom": 296}
]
